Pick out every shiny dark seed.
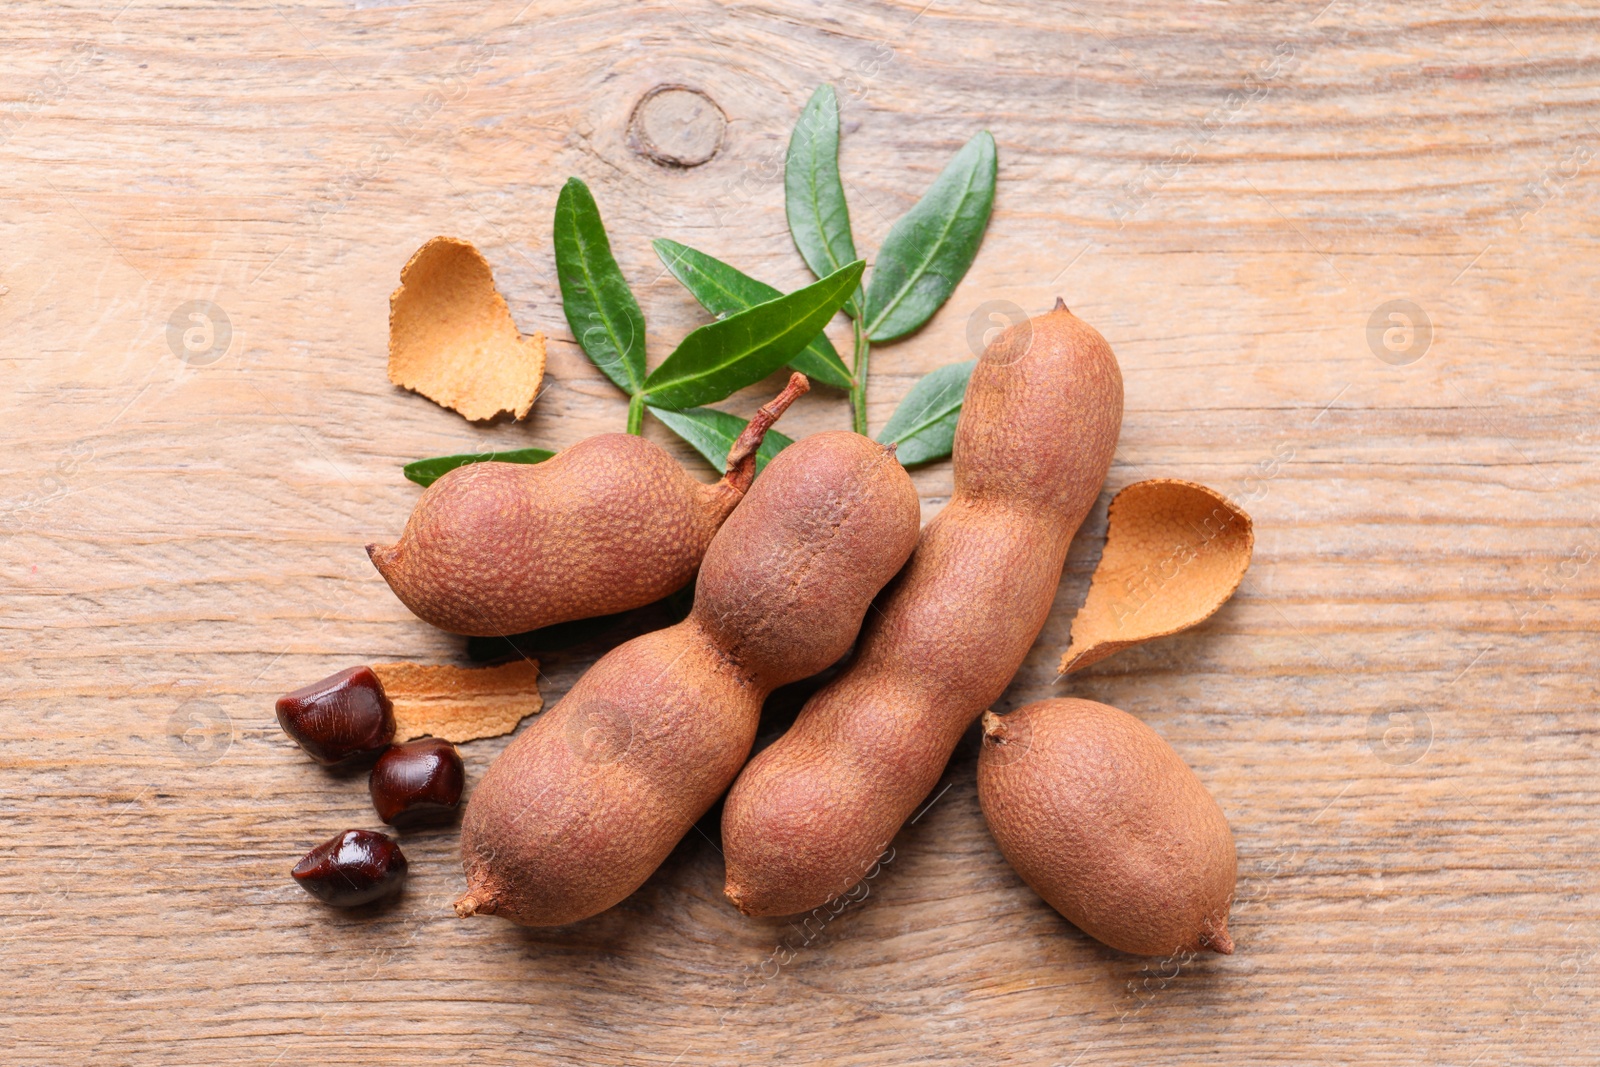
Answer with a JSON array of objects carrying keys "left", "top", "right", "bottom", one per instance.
[
  {"left": 291, "top": 829, "right": 408, "bottom": 906},
  {"left": 370, "top": 738, "right": 465, "bottom": 824},
  {"left": 276, "top": 666, "right": 395, "bottom": 765}
]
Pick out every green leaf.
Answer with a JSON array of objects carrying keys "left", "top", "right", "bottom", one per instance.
[
  {"left": 403, "top": 447, "right": 555, "bottom": 488},
  {"left": 876, "top": 360, "right": 975, "bottom": 466},
  {"left": 652, "top": 238, "right": 853, "bottom": 390},
  {"left": 554, "top": 177, "right": 647, "bottom": 396},
  {"left": 863, "top": 131, "right": 997, "bottom": 343},
  {"left": 648, "top": 405, "right": 794, "bottom": 474},
  {"left": 641, "top": 259, "right": 864, "bottom": 411},
  {"left": 785, "top": 85, "right": 862, "bottom": 318}
]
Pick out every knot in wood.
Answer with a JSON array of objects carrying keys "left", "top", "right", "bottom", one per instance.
[{"left": 628, "top": 86, "right": 726, "bottom": 167}]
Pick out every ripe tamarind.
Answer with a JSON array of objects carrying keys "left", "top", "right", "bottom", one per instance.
[
  {"left": 368, "top": 374, "right": 809, "bottom": 637},
  {"left": 978, "top": 698, "right": 1236, "bottom": 957},
  {"left": 721, "top": 300, "right": 1123, "bottom": 917},
  {"left": 454, "top": 430, "right": 921, "bottom": 926}
]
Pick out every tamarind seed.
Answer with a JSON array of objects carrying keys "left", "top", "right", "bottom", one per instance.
[
  {"left": 369, "top": 738, "right": 465, "bottom": 824},
  {"left": 276, "top": 666, "right": 395, "bottom": 766},
  {"left": 291, "top": 829, "right": 408, "bottom": 907}
]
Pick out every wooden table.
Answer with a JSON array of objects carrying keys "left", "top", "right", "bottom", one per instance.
[{"left": 5, "top": 2, "right": 1595, "bottom": 1063}]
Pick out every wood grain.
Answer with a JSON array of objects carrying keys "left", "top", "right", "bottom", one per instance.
[{"left": 3, "top": 1, "right": 1597, "bottom": 1063}]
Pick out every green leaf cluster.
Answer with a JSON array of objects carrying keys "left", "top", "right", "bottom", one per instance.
[
  {"left": 403, "top": 85, "right": 996, "bottom": 481},
  {"left": 789, "top": 85, "right": 993, "bottom": 457},
  {"left": 554, "top": 177, "right": 862, "bottom": 448},
  {"left": 772, "top": 83, "right": 996, "bottom": 461}
]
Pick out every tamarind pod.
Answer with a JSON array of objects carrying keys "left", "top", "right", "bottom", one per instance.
[
  {"left": 455, "top": 430, "right": 921, "bottom": 926},
  {"left": 979, "top": 699, "right": 1237, "bottom": 957},
  {"left": 368, "top": 374, "right": 808, "bottom": 637},
  {"left": 721, "top": 301, "right": 1123, "bottom": 917}
]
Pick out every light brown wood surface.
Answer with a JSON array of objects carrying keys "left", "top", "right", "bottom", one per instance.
[{"left": 4, "top": 2, "right": 1597, "bottom": 1063}]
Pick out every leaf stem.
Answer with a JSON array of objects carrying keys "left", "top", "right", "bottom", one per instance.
[
  {"left": 850, "top": 317, "right": 870, "bottom": 436},
  {"left": 626, "top": 393, "right": 645, "bottom": 435}
]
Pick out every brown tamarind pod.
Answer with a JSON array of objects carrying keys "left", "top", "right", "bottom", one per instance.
[
  {"left": 978, "top": 699, "right": 1236, "bottom": 957},
  {"left": 367, "top": 373, "right": 809, "bottom": 637},
  {"left": 721, "top": 300, "right": 1123, "bottom": 917},
  {"left": 453, "top": 430, "right": 921, "bottom": 927}
]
